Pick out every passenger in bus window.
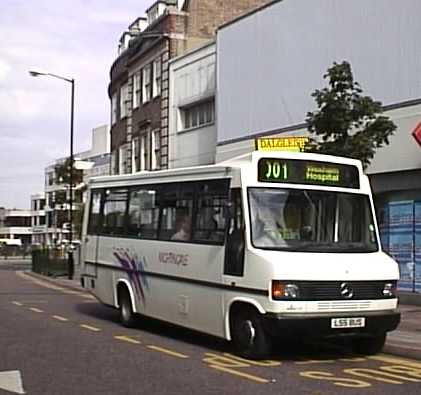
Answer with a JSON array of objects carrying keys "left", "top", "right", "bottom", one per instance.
[{"left": 171, "top": 214, "right": 192, "bottom": 241}]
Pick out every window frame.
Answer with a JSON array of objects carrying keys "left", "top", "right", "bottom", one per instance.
[{"left": 86, "top": 179, "right": 230, "bottom": 246}]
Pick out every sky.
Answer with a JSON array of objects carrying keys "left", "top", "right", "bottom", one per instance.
[{"left": 0, "top": 0, "right": 154, "bottom": 209}]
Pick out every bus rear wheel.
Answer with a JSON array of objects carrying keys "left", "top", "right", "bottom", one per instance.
[
  {"left": 352, "top": 333, "right": 386, "bottom": 355},
  {"left": 119, "top": 288, "right": 136, "bottom": 328},
  {"left": 230, "top": 307, "right": 271, "bottom": 359}
]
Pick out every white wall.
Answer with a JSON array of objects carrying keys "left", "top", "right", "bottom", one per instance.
[
  {"left": 169, "top": 42, "right": 217, "bottom": 168},
  {"left": 217, "top": 0, "right": 421, "bottom": 144}
]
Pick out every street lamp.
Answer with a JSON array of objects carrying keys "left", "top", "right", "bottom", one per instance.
[{"left": 29, "top": 69, "right": 75, "bottom": 280}]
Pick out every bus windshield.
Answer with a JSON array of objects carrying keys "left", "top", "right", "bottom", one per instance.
[{"left": 248, "top": 188, "right": 378, "bottom": 253}]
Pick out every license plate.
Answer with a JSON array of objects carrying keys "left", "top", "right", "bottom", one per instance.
[{"left": 331, "top": 317, "right": 366, "bottom": 329}]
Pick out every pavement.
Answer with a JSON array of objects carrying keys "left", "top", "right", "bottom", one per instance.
[{"left": 12, "top": 261, "right": 421, "bottom": 361}]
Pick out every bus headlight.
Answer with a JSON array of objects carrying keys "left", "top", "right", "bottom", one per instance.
[
  {"left": 383, "top": 282, "right": 397, "bottom": 297},
  {"left": 272, "top": 281, "right": 300, "bottom": 300}
]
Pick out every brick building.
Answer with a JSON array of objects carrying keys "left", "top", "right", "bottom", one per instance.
[{"left": 109, "top": 0, "right": 270, "bottom": 174}]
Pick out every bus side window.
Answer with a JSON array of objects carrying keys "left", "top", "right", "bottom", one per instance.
[
  {"left": 88, "top": 190, "right": 103, "bottom": 235},
  {"left": 159, "top": 184, "right": 194, "bottom": 241},
  {"left": 224, "top": 188, "right": 245, "bottom": 276},
  {"left": 193, "top": 180, "right": 229, "bottom": 244}
]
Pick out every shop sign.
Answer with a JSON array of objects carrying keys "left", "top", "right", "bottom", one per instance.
[
  {"left": 412, "top": 121, "right": 421, "bottom": 147},
  {"left": 255, "top": 137, "right": 309, "bottom": 152}
]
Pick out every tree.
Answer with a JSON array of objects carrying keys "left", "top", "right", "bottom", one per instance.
[
  {"left": 54, "top": 158, "right": 85, "bottom": 240},
  {"left": 306, "top": 61, "right": 396, "bottom": 169}
]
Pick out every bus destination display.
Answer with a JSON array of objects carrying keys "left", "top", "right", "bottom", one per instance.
[{"left": 258, "top": 158, "right": 360, "bottom": 188}]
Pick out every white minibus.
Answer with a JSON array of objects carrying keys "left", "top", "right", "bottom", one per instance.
[{"left": 80, "top": 150, "right": 400, "bottom": 358}]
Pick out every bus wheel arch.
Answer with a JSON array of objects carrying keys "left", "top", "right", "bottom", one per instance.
[
  {"left": 116, "top": 280, "right": 136, "bottom": 328},
  {"left": 227, "top": 300, "right": 271, "bottom": 359}
]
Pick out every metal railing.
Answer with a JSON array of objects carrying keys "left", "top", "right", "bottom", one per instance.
[{"left": 31, "top": 247, "right": 68, "bottom": 277}]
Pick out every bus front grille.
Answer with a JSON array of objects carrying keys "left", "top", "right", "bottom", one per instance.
[{"left": 297, "top": 281, "right": 394, "bottom": 300}]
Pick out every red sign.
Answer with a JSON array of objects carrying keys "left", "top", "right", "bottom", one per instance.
[{"left": 412, "top": 121, "right": 421, "bottom": 147}]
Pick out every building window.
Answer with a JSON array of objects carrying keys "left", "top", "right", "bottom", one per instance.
[
  {"left": 111, "top": 93, "right": 117, "bottom": 125},
  {"left": 111, "top": 150, "right": 118, "bottom": 175},
  {"left": 133, "top": 137, "right": 140, "bottom": 172},
  {"left": 153, "top": 58, "right": 161, "bottom": 98},
  {"left": 142, "top": 64, "right": 151, "bottom": 103},
  {"left": 152, "top": 129, "right": 160, "bottom": 170},
  {"left": 181, "top": 100, "right": 215, "bottom": 131},
  {"left": 133, "top": 72, "right": 141, "bottom": 109},
  {"left": 120, "top": 84, "right": 129, "bottom": 119},
  {"left": 141, "top": 134, "right": 148, "bottom": 170},
  {"left": 119, "top": 145, "right": 128, "bottom": 174}
]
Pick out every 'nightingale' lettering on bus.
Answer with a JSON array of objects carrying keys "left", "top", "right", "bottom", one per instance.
[{"left": 159, "top": 252, "right": 189, "bottom": 266}]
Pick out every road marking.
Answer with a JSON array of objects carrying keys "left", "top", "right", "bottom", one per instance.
[
  {"left": 29, "top": 307, "right": 43, "bottom": 313},
  {"left": 114, "top": 335, "right": 142, "bottom": 344},
  {"left": 146, "top": 345, "right": 189, "bottom": 359},
  {"left": 16, "top": 271, "right": 94, "bottom": 300},
  {"left": 52, "top": 315, "right": 69, "bottom": 322},
  {"left": 209, "top": 365, "right": 270, "bottom": 384},
  {"left": 222, "top": 353, "right": 281, "bottom": 367},
  {"left": 80, "top": 324, "right": 101, "bottom": 332},
  {"left": 296, "top": 359, "right": 335, "bottom": 365},
  {"left": 12, "top": 301, "right": 23, "bottom": 306},
  {"left": 0, "top": 370, "right": 25, "bottom": 394},
  {"left": 202, "top": 353, "right": 272, "bottom": 384},
  {"left": 369, "top": 354, "right": 421, "bottom": 369}
]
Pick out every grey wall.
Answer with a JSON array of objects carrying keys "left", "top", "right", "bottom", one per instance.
[{"left": 217, "top": 0, "right": 421, "bottom": 144}]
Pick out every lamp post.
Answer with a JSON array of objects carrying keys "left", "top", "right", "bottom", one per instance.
[{"left": 29, "top": 70, "right": 75, "bottom": 280}]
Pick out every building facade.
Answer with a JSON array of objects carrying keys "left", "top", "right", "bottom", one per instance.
[
  {"left": 109, "top": 0, "right": 270, "bottom": 175},
  {"left": 0, "top": 208, "right": 32, "bottom": 247},
  {"left": 168, "top": 41, "right": 216, "bottom": 168},
  {"left": 30, "top": 193, "right": 46, "bottom": 246},
  {"left": 214, "top": 0, "right": 421, "bottom": 291},
  {"left": 42, "top": 125, "right": 110, "bottom": 247}
]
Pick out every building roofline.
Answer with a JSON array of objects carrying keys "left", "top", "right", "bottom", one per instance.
[
  {"left": 218, "top": 0, "right": 283, "bottom": 32},
  {"left": 169, "top": 39, "right": 215, "bottom": 65}
]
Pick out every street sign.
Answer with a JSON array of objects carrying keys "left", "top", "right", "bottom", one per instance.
[{"left": 412, "top": 121, "right": 421, "bottom": 147}]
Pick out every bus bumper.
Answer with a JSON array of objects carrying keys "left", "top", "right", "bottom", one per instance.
[{"left": 262, "top": 309, "right": 400, "bottom": 338}]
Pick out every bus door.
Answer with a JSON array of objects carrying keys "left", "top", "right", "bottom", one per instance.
[
  {"left": 83, "top": 190, "right": 102, "bottom": 277},
  {"left": 224, "top": 188, "right": 245, "bottom": 277}
]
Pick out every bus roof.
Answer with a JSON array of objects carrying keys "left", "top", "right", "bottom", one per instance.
[{"left": 89, "top": 151, "right": 363, "bottom": 189}]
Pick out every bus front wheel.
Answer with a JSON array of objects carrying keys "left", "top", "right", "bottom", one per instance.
[
  {"left": 119, "top": 287, "right": 136, "bottom": 328},
  {"left": 230, "top": 307, "right": 271, "bottom": 359}
]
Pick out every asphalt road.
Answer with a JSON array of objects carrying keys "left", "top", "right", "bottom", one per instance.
[{"left": 2, "top": 265, "right": 421, "bottom": 394}]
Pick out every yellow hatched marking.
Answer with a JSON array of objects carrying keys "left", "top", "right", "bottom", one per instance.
[
  {"left": 80, "top": 324, "right": 101, "bottom": 332},
  {"left": 29, "top": 307, "right": 43, "bottom": 313},
  {"left": 12, "top": 301, "right": 23, "bottom": 306},
  {"left": 209, "top": 365, "right": 269, "bottom": 384},
  {"left": 52, "top": 315, "right": 69, "bottom": 322},
  {"left": 222, "top": 353, "right": 281, "bottom": 367},
  {"left": 369, "top": 354, "right": 421, "bottom": 369},
  {"left": 146, "top": 345, "right": 188, "bottom": 359},
  {"left": 296, "top": 359, "right": 335, "bottom": 365},
  {"left": 114, "top": 336, "right": 141, "bottom": 344}
]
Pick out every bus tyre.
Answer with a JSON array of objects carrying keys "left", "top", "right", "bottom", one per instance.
[
  {"left": 230, "top": 308, "right": 271, "bottom": 359},
  {"left": 352, "top": 333, "right": 386, "bottom": 355},
  {"left": 119, "top": 289, "right": 136, "bottom": 328}
]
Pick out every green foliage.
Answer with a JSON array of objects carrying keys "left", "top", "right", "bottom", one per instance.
[
  {"left": 54, "top": 157, "right": 85, "bottom": 239},
  {"left": 306, "top": 61, "right": 396, "bottom": 168},
  {"left": 54, "top": 158, "right": 83, "bottom": 186}
]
